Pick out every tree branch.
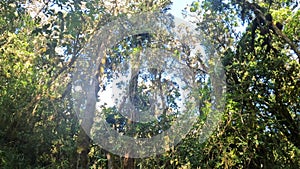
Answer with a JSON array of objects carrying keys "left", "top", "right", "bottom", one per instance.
[{"left": 244, "top": 1, "right": 300, "bottom": 61}]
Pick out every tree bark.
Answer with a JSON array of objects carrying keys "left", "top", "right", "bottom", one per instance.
[
  {"left": 106, "top": 152, "right": 115, "bottom": 169},
  {"left": 123, "top": 156, "right": 135, "bottom": 169},
  {"left": 77, "top": 128, "right": 91, "bottom": 169},
  {"left": 77, "top": 78, "right": 97, "bottom": 168}
]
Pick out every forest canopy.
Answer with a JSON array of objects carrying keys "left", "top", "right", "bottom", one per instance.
[{"left": 0, "top": 0, "right": 299, "bottom": 168}]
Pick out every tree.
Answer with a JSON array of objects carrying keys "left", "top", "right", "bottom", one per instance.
[
  {"left": 183, "top": 0, "right": 300, "bottom": 168},
  {"left": 1, "top": 0, "right": 298, "bottom": 168}
]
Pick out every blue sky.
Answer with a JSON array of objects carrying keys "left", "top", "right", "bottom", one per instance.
[{"left": 170, "top": 0, "right": 196, "bottom": 19}]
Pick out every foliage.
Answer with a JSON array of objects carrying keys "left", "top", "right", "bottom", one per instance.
[
  {"left": 182, "top": 0, "right": 300, "bottom": 168},
  {"left": 0, "top": 0, "right": 299, "bottom": 168}
]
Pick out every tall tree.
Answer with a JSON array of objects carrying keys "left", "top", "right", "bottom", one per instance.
[{"left": 182, "top": 0, "right": 300, "bottom": 168}]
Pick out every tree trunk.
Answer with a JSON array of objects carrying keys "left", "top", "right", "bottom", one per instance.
[
  {"left": 77, "top": 79, "right": 97, "bottom": 168},
  {"left": 77, "top": 128, "right": 91, "bottom": 169},
  {"left": 106, "top": 152, "right": 114, "bottom": 169},
  {"left": 123, "top": 156, "right": 135, "bottom": 169}
]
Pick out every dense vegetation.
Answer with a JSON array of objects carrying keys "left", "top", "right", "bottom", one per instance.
[{"left": 0, "top": 0, "right": 299, "bottom": 168}]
